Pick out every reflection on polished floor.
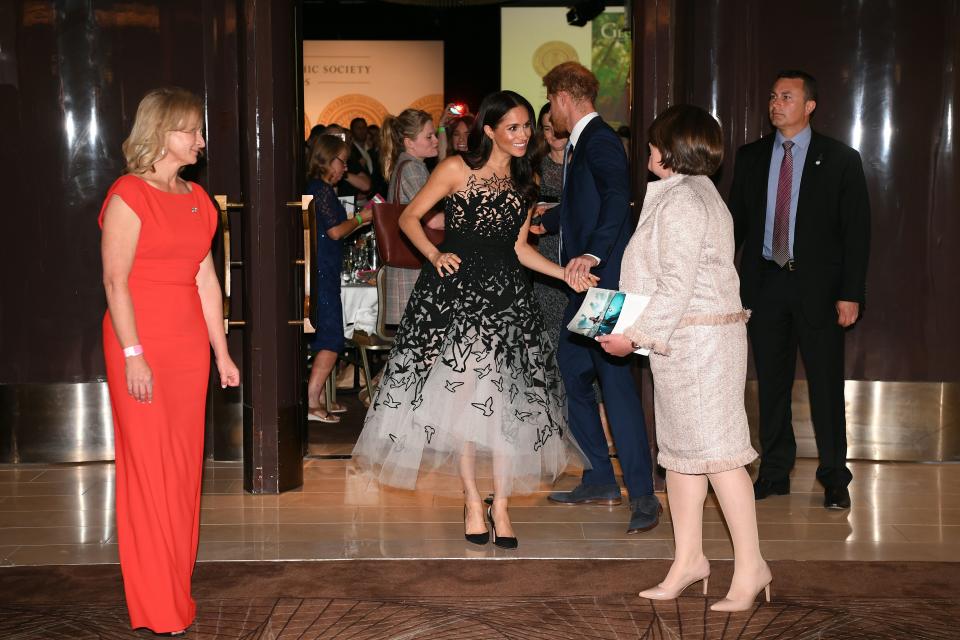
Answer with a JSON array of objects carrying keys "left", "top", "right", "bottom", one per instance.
[{"left": 1, "top": 456, "right": 960, "bottom": 566}]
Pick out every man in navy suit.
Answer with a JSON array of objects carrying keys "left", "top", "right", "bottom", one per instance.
[
  {"left": 537, "top": 62, "right": 660, "bottom": 533},
  {"left": 729, "top": 70, "right": 870, "bottom": 510}
]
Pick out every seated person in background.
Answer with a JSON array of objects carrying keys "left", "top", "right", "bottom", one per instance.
[
  {"left": 438, "top": 103, "right": 474, "bottom": 161},
  {"left": 305, "top": 124, "right": 327, "bottom": 164},
  {"left": 350, "top": 117, "right": 388, "bottom": 198},
  {"left": 304, "top": 135, "right": 372, "bottom": 423}
]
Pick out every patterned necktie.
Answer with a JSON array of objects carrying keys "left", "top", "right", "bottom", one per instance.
[
  {"left": 561, "top": 142, "right": 573, "bottom": 192},
  {"left": 771, "top": 140, "right": 795, "bottom": 267},
  {"left": 559, "top": 142, "right": 574, "bottom": 262}
]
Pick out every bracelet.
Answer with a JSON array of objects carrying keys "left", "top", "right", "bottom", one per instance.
[
  {"left": 123, "top": 344, "right": 143, "bottom": 358},
  {"left": 355, "top": 214, "right": 363, "bottom": 226},
  {"left": 437, "top": 125, "right": 446, "bottom": 133}
]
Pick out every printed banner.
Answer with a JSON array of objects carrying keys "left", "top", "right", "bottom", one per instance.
[
  {"left": 303, "top": 40, "right": 444, "bottom": 139},
  {"left": 500, "top": 8, "right": 630, "bottom": 128}
]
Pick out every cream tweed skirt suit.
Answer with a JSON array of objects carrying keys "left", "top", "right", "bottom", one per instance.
[{"left": 621, "top": 174, "right": 757, "bottom": 474}]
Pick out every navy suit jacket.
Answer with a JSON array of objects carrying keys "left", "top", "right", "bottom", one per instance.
[{"left": 544, "top": 117, "right": 633, "bottom": 299}]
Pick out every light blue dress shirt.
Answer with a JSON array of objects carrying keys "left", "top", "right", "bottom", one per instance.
[{"left": 763, "top": 126, "right": 811, "bottom": 260}]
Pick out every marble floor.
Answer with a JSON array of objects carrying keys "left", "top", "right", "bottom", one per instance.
[{"left": 1, "top": 457, "right": 959, "bottom": 567}]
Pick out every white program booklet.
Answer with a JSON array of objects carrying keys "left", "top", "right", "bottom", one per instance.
[{"left": 566, "top": 287, "right": 652, "bottom": 355}]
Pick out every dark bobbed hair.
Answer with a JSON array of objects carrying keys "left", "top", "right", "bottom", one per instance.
[
  {"left": 775, "top": 69, "right": 818, "bottom": 102},
  {"left": 463, "top": 90, "right": 540, "bottom": 206},
  {"left": 648, "top": 104, "right": 723, "bottom": 176},
  {"left": 307, "top": 134, "right": 349, "bottom": 182}
]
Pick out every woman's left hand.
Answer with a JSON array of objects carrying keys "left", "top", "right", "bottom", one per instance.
[
  {"left": 217, "top": 356, "right": 241, "bottom": 388},
  {"left": 431, "top": 251, "right": 461, "bottom": 277},
  {"left": 595, "top": 334, "right": 635, "bottom": 357}
]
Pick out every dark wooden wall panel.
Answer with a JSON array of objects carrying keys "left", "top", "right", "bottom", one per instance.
[{"left": 636, "top": 0, "right": 959, "bottom": 382}]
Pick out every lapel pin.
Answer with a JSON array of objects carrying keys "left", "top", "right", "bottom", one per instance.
[
  {"left": 815, "top": 153, "right": 823, "bottom": 166},
  {"left": 191, "top": 206, "right": 199, "bottom": 214}
]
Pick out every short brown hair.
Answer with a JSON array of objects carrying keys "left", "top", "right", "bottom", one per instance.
[
  {"left": 542, "top": 62, "right": 599, "bottom": 104},
  {"left": 306, "top": 134, "right": 348, "bottom": 182},
  {"left": 648, "top": 105, "right": 723, "bottom": 176},
  {"left": 122, "top": 87, "right": 203, "bottom": 174}
]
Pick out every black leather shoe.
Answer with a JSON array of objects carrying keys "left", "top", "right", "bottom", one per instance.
[
  {"left": 753, "top": 477, "right": 790, "bottom": 500},
  {"left": 824, "top": 486, "right": 851, "bottom": 510},
  {"left": 626, "top": 495, "right": 662, "bottom": 534},
  {"left": 548, "top": 483, "right": 622, "bottom": 506}
]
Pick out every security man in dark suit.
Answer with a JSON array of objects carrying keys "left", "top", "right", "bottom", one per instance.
[
  {"left": 729, "top": 70, "right": 871, "bottom": 510},
  {"left": 537, "top": 62, "right": 660, "bottom": 533}
]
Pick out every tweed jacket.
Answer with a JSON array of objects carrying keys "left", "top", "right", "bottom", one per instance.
[{"left": 621, "top": 174, "right": 748, "bottom": 355}]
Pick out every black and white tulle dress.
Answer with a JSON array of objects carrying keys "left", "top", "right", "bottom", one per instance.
[{"left": 352, "top": 173, "right": 584, "bottom": 496}]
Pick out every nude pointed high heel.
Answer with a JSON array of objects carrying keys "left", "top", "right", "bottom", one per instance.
[
  {"left": 709, "top": 580, "right": 772, "bottom": 612},
  {"left": 639, "top": 574, "right": 709, "bottom": 600}
]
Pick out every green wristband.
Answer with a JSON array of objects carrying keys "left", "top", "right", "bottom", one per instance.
[
  {"left": 437, "top": 125, "right": 446, "bottom": 133},
  {"left": 355, "top": 214, "right": 363, "bottom": 226}
]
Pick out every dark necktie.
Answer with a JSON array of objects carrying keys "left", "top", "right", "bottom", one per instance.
[
  {"left": 561, "top": 142, "right": 573, "bottom": 192},
  {"left": 771, "top": 140, "right": 795, "bottom": 267}
]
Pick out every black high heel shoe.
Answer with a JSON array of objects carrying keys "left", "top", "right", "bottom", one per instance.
[
  {"left": 487, "top": 506, "right": 518, "bottom": 549},
  {"left": 463, "top": 505, "right": 489, "bottom": 546}
]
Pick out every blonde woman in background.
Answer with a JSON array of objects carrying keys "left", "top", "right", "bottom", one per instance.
[{"left": 379, "top": 109, "right": 441, "bottom": 326}]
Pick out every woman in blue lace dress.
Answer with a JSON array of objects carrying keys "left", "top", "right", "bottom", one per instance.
[
  {"left": 305, "top": 135, "right": 372, "bottom": 423},
  {"left": 353, "top": 92, "right": 594, "bottom": 548}
]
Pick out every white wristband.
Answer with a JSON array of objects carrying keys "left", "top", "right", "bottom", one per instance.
[{"left": 123, "top": 344, "right": 143, "bottom": 358}]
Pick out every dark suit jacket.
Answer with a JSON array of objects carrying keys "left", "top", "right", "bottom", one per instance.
[
  {"left": 728, "top": 130, "right": 871, "bottom": 324},
  {"left": 543, "top": 116, "right": 632, "bottom": 293}
]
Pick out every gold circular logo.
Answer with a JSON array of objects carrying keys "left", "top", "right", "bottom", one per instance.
[
  {"left": 318, "top": 94, "right": 390, "bottom": 128},
  {"left": 407, "top": 94, "right": 445, "bottom": 127},
  {"left": 532, "top": 41, "right": 580, "bottom": 77}
]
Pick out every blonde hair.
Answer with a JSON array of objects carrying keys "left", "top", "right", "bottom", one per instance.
[
  {"left": 380, "top": 108, "right": 432, "bottom": 178},
  {"left": 122, "top": 87, "right": 203, "bottom": 175}
]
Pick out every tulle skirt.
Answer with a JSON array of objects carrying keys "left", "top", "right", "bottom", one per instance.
[{"left": 352, "top": 251, "right": 585, "bottom": 496}]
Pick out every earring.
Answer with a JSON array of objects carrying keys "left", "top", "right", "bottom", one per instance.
[{"left": 160, "top": 148, "right": 166, "bottom": 158}]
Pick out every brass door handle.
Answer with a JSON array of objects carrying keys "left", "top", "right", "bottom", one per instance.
[
  {"left": 288, "top": 195, "right": 315, "bottom": 333},
  {"left": 214, "top": 195, "right": 245, "bottom": 334}
]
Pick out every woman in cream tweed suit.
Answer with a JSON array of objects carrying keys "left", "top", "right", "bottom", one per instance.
[{"left": 597, "top": 105, "right": 770, "bottom": 613}]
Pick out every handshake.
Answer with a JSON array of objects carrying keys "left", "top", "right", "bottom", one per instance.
[{"left": 564, "top": 254, "right": 600, "bottom": 292}]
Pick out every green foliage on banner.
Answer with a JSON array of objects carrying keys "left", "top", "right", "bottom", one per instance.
[{"left": 592, "top": 13, "right": 631, "bottom": 128}]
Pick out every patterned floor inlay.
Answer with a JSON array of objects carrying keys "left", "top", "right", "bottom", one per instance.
[{"left": 1, "top": 594, "right": 956, "bottom": 639}]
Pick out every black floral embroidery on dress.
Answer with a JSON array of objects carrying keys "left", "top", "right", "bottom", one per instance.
[{"left": 354, "top": 171, "right": 574, "bottom": 493}]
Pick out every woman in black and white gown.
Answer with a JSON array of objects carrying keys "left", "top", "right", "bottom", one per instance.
[{"left": 353, "top": 91, "right": 593, "bottom": 548}]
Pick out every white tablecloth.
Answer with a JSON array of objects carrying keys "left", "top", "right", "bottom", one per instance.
[{"left": 340, "top": 284, "right": 378, "bottom": 339}]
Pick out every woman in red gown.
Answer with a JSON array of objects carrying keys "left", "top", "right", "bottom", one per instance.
[{"left": 100, "top": 87, "right": 240, "bottom": 636}]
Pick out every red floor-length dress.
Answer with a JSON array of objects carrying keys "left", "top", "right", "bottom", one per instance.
[{"left": 100, "top": 174, "right": 217, "bottom": 633}]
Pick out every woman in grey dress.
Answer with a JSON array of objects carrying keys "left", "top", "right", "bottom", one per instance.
[
  {"left": 597, "top": 105, "right": 770, "bottom": 612},
  {"left": 380, "top": 109, "right": 440, "bottom": 325},
  {"left": 531, "top": 103, "right": 568, "bottom": 351}
]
